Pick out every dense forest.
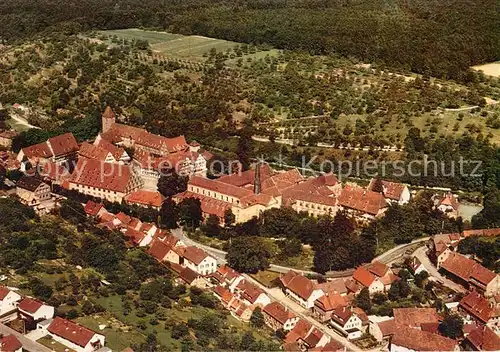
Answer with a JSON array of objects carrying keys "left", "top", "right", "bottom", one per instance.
[{"left": 1, "top": 0, "right": 499, "bottom": 80}]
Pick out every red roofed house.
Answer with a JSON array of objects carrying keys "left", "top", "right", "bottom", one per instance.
[
  {"left": 329, "top": 306, "right": 364, "bottom": 340},
  {"left": 436, "top": 192, "right": 460, "bottom": 218},
  {"left": 440, "top": 252, "right": 499, "bottom": 297},
  {"left": 18, "top": 297, "right": 54, "bottom": 326},
  {"left": 17, "top": 132, "right": 79, "bottom": 165},
  {"left": 169, "top": 262, "right": 206, "bottom": 288},
  {"left": 280, "top": 271, "right": 325, "bottom": 309},
  {"left": 459, "top": 291, "right": 499, "bottom": 333},
  {"left": 0, "top": 334, "right": 22, "bottom": 352},
  {"left": 263, "top": 302, "right": 300, "bottom": 331},
  {"left": 211, "top": 265, "right": 244, "bottom": 290},
  {"left": 0, "top": 286, "right": 22, "bottom": 315},
  {"left": 368, "top": 317, "right": 396, "bottom": 342},
  {"left": 234, "top": 279, "right": 271, "bottom": 307},
  {"left": 352, "top": 266, "right": 384, "bottom": 294},
  {"left": 285, "top": 320, "right": 330, "bottom": 350},
  {"left": 43, "top": 317, "right": 105, "bottom": 352},
  {"left": 313, "top": 293, "right": 349, "bottom": 323},
  {"left": 367, "top": 178, "right": 410, "bottom": 205},
  {"left": 67, "top": 158, "right": 143, "bottom": 203},
  {"left": 309, "top": 340, "right": 346, "bottom": 352},
  {"left": 390, "top": 326, "right": 458, "bottom": 352},
  {"left": 0, "top": 130, "right": 18, "bottom": 149},
  {"left": 147, "top": 234, "right": 184, "bottom": 262},
  {"left": 83, "top": 200, "right": 107, "bottom": 218},
  {"left": 179, "top": 246, "right": 218, "bottom": 276},
  {"left": 338, "top": 186, "right": 388, "bottom": 221},
  {"left": 393, "top": 307, "right": 440, "bottom": 329},
  {"left": 366, "top": 261, "right": 399, "bottom": 291},
  {"left": 463, "top": 325, "right": 500, "bottom": 351},
  {"left": 125, "top": 190, "right": 165, "bottom": 210},
  {"left": 15, "top": 175, "right": 51, "bottom": 205}
]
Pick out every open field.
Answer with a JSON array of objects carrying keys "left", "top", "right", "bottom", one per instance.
[
  {"left": 98, "top": 29, "right": 238, "bottom": 62},
  {"left": 472, "top": 62, "right": 500, "bottom": 77}
]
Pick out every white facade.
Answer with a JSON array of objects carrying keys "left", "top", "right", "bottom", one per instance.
[
  {"left": 285, "top": 288, "right": 325, "bottom": 309},
  {"left": 50, "top": 331, "right": 104, "bottom": 352},
  {"left": 330, "top": 314, "right": 363, "bottom": 340},
  {"left": 186, "top": 256, "right": 218, "bottom": 276},
  {"left": 20, "top": 304, "right": 54, "bottom": 321},
  {"left": 367, "top": 279, "right": 385, "bottom": 295},
  {"left": 0, "top": 290, "right": 22, "bottom": 315}
]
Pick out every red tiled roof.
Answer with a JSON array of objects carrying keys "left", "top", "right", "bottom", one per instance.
[
  {"left": 125, "top": 190, "right": 165, "bottom": 208},
  {"left": 338, "top": 186, "right": 387, "bottom": 215},
  {"left": 367, "top": 261, "right": 389, "bottom": 277},
  {"left": 21, "top": 141, "right": 52, "bottom": 159},
  {"left": 314, "top": 293, "right": 348, "bottom": 312},
  {"left": 352, "top": 266, "right": 377, "bottom": 288},
  {"left": 123, "top": 226, "right": 146, "bottom": 245},
  {"left": 377, "top": 319, "right": 396, "bottom": 337},
  {"left": 69, "top": 158, "right": 134, "bottom": 193},
  {"left": 48, "top": 317, "right": 98, "bottom": 348},
  {"left": 0, "top": 130, "right": 17, "bottom": 139},
  {"left": 285, "top": 319, "right": 312, "bottom": 344},
  {"left": 78, "top": 142, "right": 110, "bottom": 161},
  {"left": 392, "top": 326, "right": 457, "bottom": 351},
  {"left": 263, "top": 301, "right": 296, "bottom": 325},
  {"left": 316, "top": 279, "right": 348, "bottom": 296},
  {"left": 47, "top": 133, "right": 79, "bottom": 157},
  {"left": 438, "top": 192, "right": 460, "bottom": 211},
  {"left": 393, "top": 308, "right": 440, "bottom": 328},
  {"left": 95, "top": 138, "right": 126, "bottom": 161},
  {"left": 0, "top": 335, "right": 22, "bottom": 352},
  {"left": 465, "top": 325, "right": 500, "bottom": 351},
  {"left": 280, "top": 271, "right": 317, "bottom": 300},
  {"left": 331, "top": 306, "right": 354, "bottom": 325},
  {"left": 367, "top": 178, "right": 406, "bottom": 201},
  {"left": 309, "top": 340, "right": 345, "bottom": 352},
  {"left": 174, "top": 191, "right": 231, "bottom": 218},
  {"left": 147, "top": 237, "right": 174, "bottom": 261},
  {"left": 216, "top": 265, "right": 240, "bottom": 282},
  {"left": 182, "top": 246, "right": 210, "bottom": 265},
  {"left": 170, "top": 263, "right": 200, "bottom": 284},
  {"left": 441, "top": 252, "right": 496, "bottom": 286},
  {"left": 459, "top": 291, "right": 494, "bottom": 324},
  {"left": 0, "top": 286, "right": 11, "bottom": 300},
  {"left": 18, "top": 297, "right": 44, "bottom": 314},
  {"left": 218, "top": 164, "right": 273, "bottom": 187},
  {"left": 236, "top": 280, "right": 265, "bottom": 304},
  {"left": 213, "top": 285, "right": 233, "bottom": 304},
  {"left": 84, "top": 200, "right": 104, "bottom": 217},
  {"left": 189, "top": 176, "right": 254, "bottom": 200}
]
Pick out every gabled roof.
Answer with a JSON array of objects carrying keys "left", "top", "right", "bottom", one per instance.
[
  {"left": 367, "top": 178, "right": 407, "bottom": 201},
  {"left": 377, "top": 319, "right": 396, "bottom": 337},
  {"left": 366, "top": 261, "right": 389, "bottom": 277},
  {"left": 459, "top": 291, "right": 494, "bottom": 324},
  {"left": 338, "top": 186, "right": 387, "bottom": 215},
  {"left": 331, "top": 306, "right": 354, "bottom": 325},
  {"left": 263, "top": 301, "right": 296, "bottom": 325},
  {"left": 170, "top": 263, "right": 200, "bottom": 284},
  {"left": 16, "top": 175, "right": 46, "bottom": 192},
  {"left": 285, "top": 319, "right": 312, "bottom": 344},
  {"left": 123, "top": 226, "right": 146, "bottom": 245},
  {"left": 48, "top": 317, "right": 99, "bottom": 348},
  {"left": 95, "top": 137, "right": 127, "bottom": 161},
  {"left": 0, "top": 335, "right": 22, "bottom": 352},
  {"left": 465, "top": 325, "right": 500, "bottom": 351},
  {"left": 441, "top": 252, "right": 496, "bottom": 286},
  {"left": 78, "top": 142, "right": 110, "bottom": 161},
  {"left": 352, "top": 266, "right": 377, "bottom": 288},
  {"left": 316, "top": 279, "right": 348, "bottom": 296},
  {"left": 47, "top": 133, "right": 79, "bottom": 157},
  {"left": 18, "top": 297, "right": 44, "bottom": 314},
  {"left": 309, "top": 340, "right": 345, "bottom": 352},
  {"left": 438, "top": 192, "right": 460, "bottom": 211},
  {"left": 280, "top": 271, "right": 318, "bottom": 300},
  {"left": 0, "top": 286, "right": 12, "bottom": 300},
  {"left": 84, "top": 200, "right": 104, "bottom": 217},
  {"left": 236, "top": 280, "right": 266, "bottom": 304},
  {"left": 391, "top": 326, "right": 457, "bottom": 351},
  {"left": 21, "top": 141, "right": 53, "bottom": 159},
  {"left": 314, "top": 293, "right": 348, "bottom": 312},
  {"left": 182, "top": 246, "right": 211, "bottom": 265},
  {"left": 213, "top": 285, "right": 234, "bottom": 305},
  {"left": 69, "top": 158, "right": 133, "bottom": 193},
  {"left": 174, "top": 191, "right": 231, "bottom": 218},
  {"left": 125, "top": 190, "right": 165, "bottom": 208},
  {"left": 393, "top": 308, "right": 440, "bottom": 328},
  {"left": 147, "top": 237, "right": 174, "bottom": 261}
]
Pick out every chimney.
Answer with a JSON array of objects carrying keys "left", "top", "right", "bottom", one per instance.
[{"left": 254, "top": 162, "right": 261, "bottom": 194}]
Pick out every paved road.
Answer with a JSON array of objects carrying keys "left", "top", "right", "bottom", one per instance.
[
  {"left": 0, "top": 323, "right": 52, "bottom": 352},
  {"left": 172, "top": 228, "right": 428, "bottom": 278},
  {"left": 413, "top": 246, "right": 466, "bottom": 293}
]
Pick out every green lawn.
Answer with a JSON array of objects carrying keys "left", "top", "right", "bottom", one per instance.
[{"left": 98, "top": 29, "right": 183, "bottom": 44}]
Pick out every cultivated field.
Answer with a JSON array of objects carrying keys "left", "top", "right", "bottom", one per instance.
[
  {"left": 98, "top": 29, "right": 239, "bottom": 61},
  {"left": 472, "top": 62, "right": 500, "bottom": 77}
]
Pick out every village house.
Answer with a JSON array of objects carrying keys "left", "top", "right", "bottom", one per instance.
[
  {"left": 439, "top": 252, "right": 499, "bottom": 297},
  {"left": 0, "top": 286, "right": 22, "bottom": 315},
  {"left": 0, "top": 334, "right": 22, "bottom": 352},
  {"left": 368, "top": 316, "right": 396, "bottom": 342},
  {"left": 367, "top": 178, "right": 411, "bottom": 205},
  {"left": 284, "top": 320, "right": 330, "bottom": 351},
  {"left": 390, "top": 326, "right": 459, "bottom": 352},
  {"left": 262, "top": 301, "right": 300, "bottom": 331},
  {"left": 210, "top": 265, "right": 244, "bottom": 290},
  {"left": 309, "top": 340, "right": 346, "bottom": 352},
  {"left": 407, "top": 256, "right": 427, "bottom": 275},
  {"left": 41, "top": 317, "right": 105, "bottom": 352},
  {"left": 392, "top": 307, "right": 440, "bottom": 329},
  {"left": 0, "top": 130, "right": 17, "bottom": 149},
  {"left": 329, "top": 306, "right": 364, "bottom": 340},
  {"left": 313, "top": 293, "right": 349, "bottom": 323},
  {"left": 338, "top": 186, "right": 388, "bottom": 221},
  {"left": 436, "top": 192, "right": 460, "bottom": 218},
  {"left": 233, "top": 279, "right": 271, "bottom": 307},
  {"left": 83, "top": 200, "right": 107, "bottom": 218},
  {"left": 177, "top": 246, "right": 218, "bottom": 276},
  {"left": 365, "top": 261, "right": 399, "bottom": 291},
  {"left": 124, "top": 189, "right": 165, "bottom": 210},
  {"left": 429, "top": 232, "right": 461, "bottom": 268},
  {"left": 17, "top": 132, "right": 79, "bottom": 165},
  {"left": 66, "top": 157, "right": 143, "bottom": 203},
  {"left": 280, "top": 271, "right": 325, "bottom": 309},
  {"left": 169, "top": 263, "right": 207, "bottom": 288},
  {"left": 18, "top": 297, "right": 54, "bottom": 328},
  {"left": 351, "top": 266, "right": 385, "bottom": 294},
  {"left": 459, "top": 291, "right": 500, "bottom": 333},
  {"left": 463, "top": 325, "right": 500, "bottom": 351},
  {"left": 15, "top": 175, "right": 51, "bottom": 205}
]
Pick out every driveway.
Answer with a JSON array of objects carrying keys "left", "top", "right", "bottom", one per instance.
[{"left": 413, "top": 246, "right": 466, "bottom": 293}]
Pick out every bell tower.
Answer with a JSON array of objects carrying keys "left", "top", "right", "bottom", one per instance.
[{"left": 101, "top": 106, "right": 116, "bottom": 133}]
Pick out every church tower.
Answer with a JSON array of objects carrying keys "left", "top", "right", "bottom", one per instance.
[{"left": 101, "top": 106, "right": 116, "bottom": 133}]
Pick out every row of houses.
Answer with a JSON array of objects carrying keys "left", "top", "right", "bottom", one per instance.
[{"left": 0, "top": 286, "right": 105, "bottom": 352}]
